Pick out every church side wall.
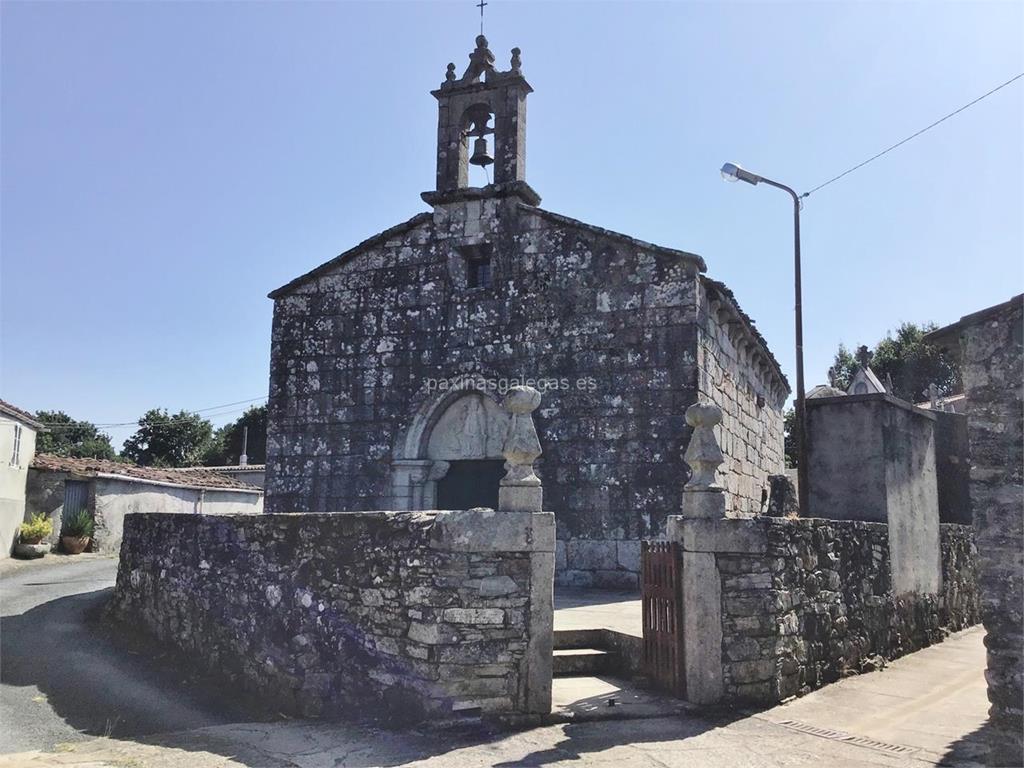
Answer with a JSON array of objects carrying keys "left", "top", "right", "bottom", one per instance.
[
  {"left": 696, "top": 281, "right": 787, "bottom": 515},
  {"left": 266, "top": 201, "right": 705, "bottom": 589}
]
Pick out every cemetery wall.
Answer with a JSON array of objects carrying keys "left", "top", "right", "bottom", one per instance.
[
  {"left": 716, "top": 519, "right": 977, "bottom": 703},
  {"left": 672, "top": 516, "right": 978, "bottom": 706}
]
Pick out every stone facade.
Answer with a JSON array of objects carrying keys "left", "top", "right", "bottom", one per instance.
[
  {"left": 671, "top": 515, "right": 978, "bottom": 706},
  {"left": 107, "top": 509, "right": 554, "bottom": 720},
  {"left": 265, "top": 36, "right": 788, "bottom": 588},
  {"left": 927, "top": 294, "right": 1023, "bottom": 767}
]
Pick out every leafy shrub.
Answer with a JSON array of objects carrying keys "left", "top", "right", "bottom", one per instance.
[
  {"left": 62, "top": 510, "right": 95, "bottom": 538},
  {"left": 20, "top": 514, "right": 53, "bottom": 543}
]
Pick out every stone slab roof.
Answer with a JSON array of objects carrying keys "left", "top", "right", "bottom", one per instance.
[
  {"left": 523, "top": 205, "right": 708, "bottom": 272},
  {"left": 31, "top": 454, "right": 263, "bottom": 492},
  {"left": 268, "top": 205, "right": 711, "bottom": 299},
  {"left": 268, "top": 212, "right": 433, "bottom": 299},
  {"left": 0, "top": 399, "right": 45, "bottom": 430},
  {"left": 701, "top": 277, "right": 790, "bottom": 394}
]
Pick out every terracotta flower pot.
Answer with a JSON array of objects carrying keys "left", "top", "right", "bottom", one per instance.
[{"left": 61, "top": 536, "right": 90, "bottom": 555}]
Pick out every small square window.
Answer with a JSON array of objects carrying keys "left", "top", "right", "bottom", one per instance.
[{"left": 467, "top": 254, "right": 492, "bottom": 289}]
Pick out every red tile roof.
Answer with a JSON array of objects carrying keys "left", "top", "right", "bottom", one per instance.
[
  {"left": 0, "top": 399, "right": 45, "bottom": 430},
  {"left": 31, "top": 454, "right": 262, "bottom": 491}
]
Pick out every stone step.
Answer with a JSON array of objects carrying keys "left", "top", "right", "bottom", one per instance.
[
  {"left": 553, "top": 648, "right": 613, "bottom": 677},
  {"left": 553, "top": 628, "right": 606, "bottom": 650}
]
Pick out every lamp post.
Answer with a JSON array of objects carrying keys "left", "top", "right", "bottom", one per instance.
[{"left": 720, "top": 162, "right": 809, "bottom": 517}]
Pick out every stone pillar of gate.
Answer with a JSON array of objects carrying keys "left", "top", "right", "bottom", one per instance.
[
  {"left": 498, "top": 386, "right": 543, "bottom": 513},
  {"left": 670, "top": 402, "right": 729, "bottom": 705},
  {"left": 494, "top": 385, "right": 552, "bottom": 714}
]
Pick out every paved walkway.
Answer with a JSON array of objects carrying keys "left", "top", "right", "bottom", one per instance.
[
  {"left": 554, "top": 588, "right": 641, "bottom": 637},
  {"left": 0, "top": 557, "right": 266, "bottom": 754}
]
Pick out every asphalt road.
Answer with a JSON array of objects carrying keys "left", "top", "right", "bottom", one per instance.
[{"left": 0, "top": 556, "right": 268, "bottom": 754}]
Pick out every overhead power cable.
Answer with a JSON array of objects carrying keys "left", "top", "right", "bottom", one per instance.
[
  {"left": 34, "top": 396, "right": 267, "bottom": 429},
  {"left": 802, "top": 72, "right": 1024, "bottom": 199}
]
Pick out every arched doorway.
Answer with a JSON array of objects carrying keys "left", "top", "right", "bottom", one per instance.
[{"left": 390, "top": 388, "right": 508, "bottom": 511}]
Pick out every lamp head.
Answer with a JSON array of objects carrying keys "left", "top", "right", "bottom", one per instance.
[{"left": 720, "top": 162, "right": 761, "bottom": 186}]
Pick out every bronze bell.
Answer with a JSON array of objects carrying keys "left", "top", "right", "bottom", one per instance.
[{"left": 469, "top": 136, "right": 494, "bottom": 167}]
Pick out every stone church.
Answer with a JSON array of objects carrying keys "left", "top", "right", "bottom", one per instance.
[{"left": 265, "top": 35, "right": 789, "bottom": 588}]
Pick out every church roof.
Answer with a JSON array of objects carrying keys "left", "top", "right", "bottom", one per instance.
[
  {"left": 523, "top": 205, "right": 707, "bottom": 272},
  {"left": 701, "top": 277, "right": 790, "bottom": 394},
  {"left": 267, "top": 204, "right": 785, "bottom": 394},
  {"left": 268, "top": 205, "right": 709, "bottom": 299},
  {"left": 268, "top": 212, "right": 432, "bottom": 299}
]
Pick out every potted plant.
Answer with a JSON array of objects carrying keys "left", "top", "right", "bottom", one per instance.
[
  {"left": 61, "top": 510, "right": 94, "bottom": 555},
  {"left": 14, "top": 514, "right": 53, "bottom": 559}
]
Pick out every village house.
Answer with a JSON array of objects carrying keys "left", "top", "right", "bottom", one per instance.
[
  {"left": 27, "top": 455, "right": 264, "bottom": 554},
  {"left": 0, "top": 399, "right": 44, "bottom": 559},
  {"left": 264, "top": 35, "right": 789, "bottom": 588}
]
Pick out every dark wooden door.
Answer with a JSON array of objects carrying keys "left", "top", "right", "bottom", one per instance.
[
  {"left": 436, "top": 459, "right": 505, "bottom": 510},
  {"left": 642, "top": 541, "right": 685, "bottom": 696}
]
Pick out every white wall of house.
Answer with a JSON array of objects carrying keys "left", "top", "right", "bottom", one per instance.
[
  {"left": 93, "top": 477, "right": 263, "bottom": 553},
  {"left": 0, "top": 415, "right": 38, "bottom": 558}
]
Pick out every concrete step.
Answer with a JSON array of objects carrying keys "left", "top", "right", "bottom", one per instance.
[{"left": 553, "top": 648, "right": 613, "bottom": 677}]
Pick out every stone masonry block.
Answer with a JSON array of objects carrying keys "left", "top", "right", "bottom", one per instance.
[
  {"left": 616, "top": 540, "right": 641, "bottom": 572},
  {"left": 443, "top": 608, "right": 505, "bottom": 625},
  {"left": 567, "top": 539, "right": 617, "bottom": 571}
]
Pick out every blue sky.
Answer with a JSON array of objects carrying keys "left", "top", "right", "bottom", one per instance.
[{"left": 2, "top": 1, "right": 1021, "bottom": 448}]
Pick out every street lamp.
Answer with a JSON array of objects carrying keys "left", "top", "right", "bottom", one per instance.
[{"left": 720, "top": 162, "right": 809, "bottom": 517}]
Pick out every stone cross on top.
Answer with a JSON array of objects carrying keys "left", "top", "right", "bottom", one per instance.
[
  {"left": 476, "top": 0, "right": 487, "bottom": 35},
  {"left": 855, "top": 345, "right": 873, "bottom": 369}
]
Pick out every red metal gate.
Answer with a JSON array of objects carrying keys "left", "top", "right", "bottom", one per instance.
[{"left": 641, "top": 541, "right": 684, "bottom": 696}]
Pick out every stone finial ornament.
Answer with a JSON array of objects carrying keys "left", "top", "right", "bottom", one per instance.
[
  {"left": 499, "top": 386, "right": 543, "bottom": 512},
  {"left": 445, "top": 63, "right": 457, "bottom": 83},
  {"left": 510, "top": 47, "right": 522, "bottom": 73},
  {"left": 684, "top": 403, "right": 724, "bottom": 490},
  {"left": 464, "top": 34, "right": 496, "bottom": 82},
  {"left": 682, "top": 402, "right": 726, "bottom": 519}
]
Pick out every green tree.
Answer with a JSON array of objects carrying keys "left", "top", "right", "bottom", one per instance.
[
  {"left": 783, "top": 408, "right": 798, "bottom": 468},
  {"left": 34, "top": 411, "right": 116, "bottom": 459},
  {"left": 201, "top": 406, "right": 267, "bottom": 466},
  {"left": 826, "top": 344, "right": 860, "bottom": 391},
  {"left": 827, "top": 323, "right": 961, "bottom": 402},
  {"left": 121, "top": 409, "right": 214, "bottom": 467}
]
